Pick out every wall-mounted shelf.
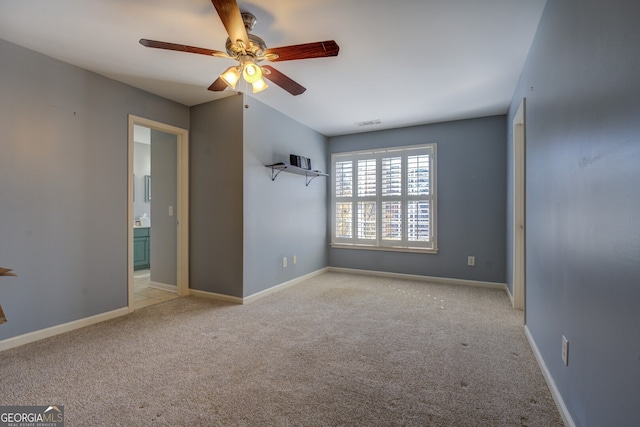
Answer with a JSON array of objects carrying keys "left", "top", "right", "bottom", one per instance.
[{"left": 265, "top": 163, "right": 329, "bottom": 186}]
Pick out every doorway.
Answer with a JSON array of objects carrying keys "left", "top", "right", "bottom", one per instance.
[
  {"left": 512, "top": 99, "right": 526, "bottom": 313},
  {"left": 128, "top": 115, "right": 189, "bottom": 312}
]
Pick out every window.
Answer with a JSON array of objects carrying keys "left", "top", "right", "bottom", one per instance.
[{"left": 331, "top": 143, "right": 437, "bottom": 252}]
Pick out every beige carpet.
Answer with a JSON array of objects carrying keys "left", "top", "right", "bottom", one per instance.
[{"left": 0, "top": 272, "right": 563, "bottom": 426}]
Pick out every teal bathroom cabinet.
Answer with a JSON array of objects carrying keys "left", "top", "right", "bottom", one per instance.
[{"left": 133, "top": 227, "right": 150, "bottom": 270}]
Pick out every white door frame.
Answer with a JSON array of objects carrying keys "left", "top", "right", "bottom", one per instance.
[
  {"left": 128, "top": 115, "right": 189, "bottom": 312},
  {"left": 512, "top": 99, "right": 526, "bottom": 312}
]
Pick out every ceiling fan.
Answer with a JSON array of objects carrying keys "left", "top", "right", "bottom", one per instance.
[{"left": 139, "top": 0, "right": 339, "bottom": 96}]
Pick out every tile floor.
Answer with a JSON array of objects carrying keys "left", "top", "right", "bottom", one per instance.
[{"left": 133, "top": 269, "right": 179, "bottom": 310}]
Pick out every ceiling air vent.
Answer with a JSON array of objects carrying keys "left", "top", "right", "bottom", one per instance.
[{"left": 356, "top": 119, "right": 382, "bottom": 127}]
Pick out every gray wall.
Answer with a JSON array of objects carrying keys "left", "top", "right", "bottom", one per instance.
[
  {"left": 0, "top": 38, "right": 189, "bottom": 339},
  {"left": 149, "top": 129, "right": 177, "bottom": 286},
  {"left": 506, "top": 1, "right": 640, "bottom": 425},
  {"left": 242, "top": 97, "right": 328, "bottom": 297},
  {"left": 189, "top": 95, "right": 328, "bottom": 298},
  {"left": 189, "top": 96, "right": 244, "bottom": 297},
  {"left": 328, "top": 116, "right": 507, "bottom": 284}
]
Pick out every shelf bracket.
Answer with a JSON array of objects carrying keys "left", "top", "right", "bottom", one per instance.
[
  {"left": 265, "top": 163, "right": 328, "bottom": 186},
  {"left": 305, "top": 173, "right": 318, "bottom": 186},
  {"left": 269, "top": 166, "right": 286, "bottom": 181}
]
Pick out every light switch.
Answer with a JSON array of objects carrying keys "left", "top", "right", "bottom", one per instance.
[{"left": 168, "top": 205, "right": 174, "bottom": 216}]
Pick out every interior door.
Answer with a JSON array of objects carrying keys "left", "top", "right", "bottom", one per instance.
[{"left": 127, "top": 115, "right": 189, "bottom": 312}]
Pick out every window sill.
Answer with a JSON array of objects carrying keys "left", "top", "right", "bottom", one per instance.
[{"left": 330, "top": 243, "right": 438, "bottom": 255}]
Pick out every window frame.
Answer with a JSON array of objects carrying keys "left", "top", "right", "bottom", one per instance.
[{"left": 331, "top": 143, "right": 438, "bottom": 254}]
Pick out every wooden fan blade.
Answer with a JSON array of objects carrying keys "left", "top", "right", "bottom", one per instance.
[
  {"left": 211, "top": 0, "right": 249, "bottom": 49},
  {"left": 139, "top": 39, "right": 229, "bottom": 58},
  {"left": 208, "top": 77, "right": 229, "bottom": 92},
  {"left": 264, "top": 40, "right": 339, "bottom": 62},
  {"left": 262, "top": 65, "right": 306, "bottom": 96}
]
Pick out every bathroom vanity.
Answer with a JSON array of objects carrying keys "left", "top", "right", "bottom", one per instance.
[{"left": 133, "top": 227, "right": 150, "bottom": 270}]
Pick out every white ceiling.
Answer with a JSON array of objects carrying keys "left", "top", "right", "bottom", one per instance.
[{"left": 0, "top": 0, "right": 546, "bottom": 137}]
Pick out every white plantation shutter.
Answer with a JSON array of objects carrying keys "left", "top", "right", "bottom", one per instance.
[
  {"left": 407, "top": 154, "right": 430, "bottom": 196},
  {"left": 356, "top": 159, "right": 377, "bottom": 241},
  {"left": 331, "top": 144, "right": 437, "bottom": 252},
  {"left": 334, "top": 161, "right": 354, "bottom": 239},
  {"left": 357, "top": 159, "right": 377, "bottom": 196},
  {"left": 335, "top": 202, "right": 352, "bottom": 238},
  {"left": 357, "top": 202, "right": 376, "bottom": 240},
  {"left": 381, "top": 156, "right": 402, "bottom": 242},
  {"left": 382, "top": 157, "right": 402, "bottom": 196},
  {"left": 382, "top": 201, "right": 402, "bottom": 240},
  {"left": 408, "top": 201, "right": 430, "bottom": 242},
  {"left": 335, "top": 161, "right": 353, "bottom": 197},
  {"left": 407, "top": 154, "right": 431, "bottom": 243}
]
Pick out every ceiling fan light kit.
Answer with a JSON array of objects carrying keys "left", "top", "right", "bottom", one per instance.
[
  {"left": 242, "top": 60, "right": 261, "bottom": 83},
  {"left": 250, "top": 77, "right": 268, "bottom": 94},
  {"left": 220, "top": 59, "right": 268, "bottom": 93},
  {"left": 139, "top": 0, "right": 339, "bottom": 96},
  {"left": 220, "top": 65, "right": 240, "bottom": 89}
]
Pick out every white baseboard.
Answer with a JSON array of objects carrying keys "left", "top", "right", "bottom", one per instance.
[
  {"left": 148, "top": 281, "right": 177, "bottom": 293},
  {"left": 506, "top": 284, "right": 515, "bottom": 307},
  {"left": 0, "top": 307, "right": 129, "bottom": 352},
  {"left": 243, "top": 267, "right": 329, "bottom": 304},
  {"left": 188, "top": 289, "right": 244, "bottom": 304},
  {"left": 328, "top": 267, "right": 508, "bottom": 292},
  {"left": 189, "top": 268, "right": 329, "bottom": 305},
  {"left": 524, "top": 326, "right": 576, "bottom": 427}
]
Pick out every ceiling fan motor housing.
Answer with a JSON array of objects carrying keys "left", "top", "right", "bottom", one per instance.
[
  {"left": 241, "top": 12, "right": 257, "bottom": 31},
  {"left": 225, "top": 33, "right": 267, "bottom": 58},
  {"left": 225, "top": 13, "right": 268, "bottom": 59}
]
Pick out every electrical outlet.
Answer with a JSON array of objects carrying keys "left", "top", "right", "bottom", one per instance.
[
  {"left": 293, "top": 255, "right": 297, "bottom": 265},
  {"left": 562, "top": 335, "right": 569, "bottom": 366},
  {"left": 282, "top": 257, "right": 287, "bottom": 268},
  {"left": 467, "top": 256, "right": 475, "bottom": 266}
]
